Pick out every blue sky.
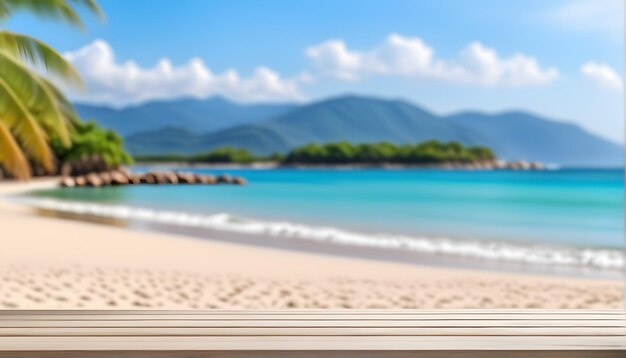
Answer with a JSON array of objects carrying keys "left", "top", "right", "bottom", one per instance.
[{"left": 5, "top": 0, "right": 624, "bottom": 142}]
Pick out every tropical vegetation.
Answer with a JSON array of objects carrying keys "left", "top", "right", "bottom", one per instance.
[
  {"left": 136, "top": 140, "right": 496, "bottom": 165},
  {"left": 283, "top": 141, "right": 495, "bottom": 164},
  {"left": 51, "top": 120, "right": 133, "bottom": 167},
  {"left": 0, "top": 0, "right": 129, "bottom": 180},
  {"left": 136, "top": 147, "right": 264, "bottom": 164}
]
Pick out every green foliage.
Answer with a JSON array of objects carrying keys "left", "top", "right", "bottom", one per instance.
[
  {"left": 268, "top": 152, "right": 285, "bottom": 162},
  {"left": 137, "top": 147, "right": 283, "bottom": 164},
  {"left": 133, "top": 154, "right": 189, "bottom": 163},
  {"left": 135, "top": 140, "right": 496, "bottom": 166},
  {"left": 52, "top": 120, "right": 133, "bottom": 166},
  {"left": 285, "top": 140, "right": 496, "bottom": 164},
  {"left": 283, "top": 143, "right": 327, "bottom": 164},
  {"left": 190, "top": 147, "right": 256, "bottom": 164}
]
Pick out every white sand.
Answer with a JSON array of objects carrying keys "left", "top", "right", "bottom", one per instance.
[{"left": 0, "top": 179, "right": 623, "bottom": 309}]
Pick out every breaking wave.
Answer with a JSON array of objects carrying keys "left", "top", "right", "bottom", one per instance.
[{"left": 17, "top": 197, "right": 624, "bottom": 271}]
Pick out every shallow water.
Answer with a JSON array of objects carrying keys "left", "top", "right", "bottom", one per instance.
[{"left": 26, "top": 168, "right": 625, "bottom": 271}]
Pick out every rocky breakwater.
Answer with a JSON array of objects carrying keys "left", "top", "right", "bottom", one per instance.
[
  {"left": 60, "top": 169, "right": 247, "bottom": 188},
  {"left": 436, "top": 160, "right": 545, "bottom": 170}
]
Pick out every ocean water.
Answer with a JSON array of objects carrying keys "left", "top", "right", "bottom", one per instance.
[{"left": 23, "top": 168, "right": 625, "bottom": 272}]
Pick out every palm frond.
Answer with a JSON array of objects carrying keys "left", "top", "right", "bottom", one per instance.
[
  {"left": 0, "top": 31, "right": 81, "bottom": 86},
  {"left": 0, "top": 121, "right": 32, "bottom": 180},
  {"left": 0, "top": 2, "right": 9, "bottom": 19},
  {"left": 0, "top": 77, "right": 55, "bottom": 173},
  {"left": 71, "top": 0, "right": 105, "bottom": 20},
  {"left": 0, "top": 51, "right": 72, "bottom": 148},
  {"left": 38, "top": 77, "right": 75, "bottom": 143},
  {"left": 0, "top": 0, "right": 104, "bottom": 27},
  {"left": 0, "top": 0, "right": 84, "bottom": 28},
  {"left": 40, "top": 76, "right": 80, "bottom": 127}
]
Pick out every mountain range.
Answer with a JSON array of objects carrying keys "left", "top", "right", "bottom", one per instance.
[
  {"left": 76, "top": 95, "right": 624, "bottom": 166},
  {"left": 75, "top": 97, "right": 297, "bottom": 136}
]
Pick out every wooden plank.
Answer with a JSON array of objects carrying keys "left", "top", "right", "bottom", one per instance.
[
  {"left": 0, "top": 335, "right": 624, "bottom": 350},
  {"left": 0, "top": 351, "right": 623, "bottom": 358},
  {"left": 0, "top": 310, "right": 622, "bottom": 357},
  {"left": 0, "top": 326, "right": 624, "bottom": 336},
  {"left": 2, "top": 313, "right": 624, "bottom": 321},
  {"left": 0, "top": 319, "right": 623, "bottom": 328},
  {"left": 2, "top": 309, "right": 621, "bottom": 315}
]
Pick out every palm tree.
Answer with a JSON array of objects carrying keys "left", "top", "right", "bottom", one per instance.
[{"left": 0, "top": 0, "right": 103, "bottom": 179}]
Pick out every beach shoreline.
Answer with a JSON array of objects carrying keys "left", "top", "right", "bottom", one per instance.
[
  {"left": 18, "top": 199, "right": 625, "bottom": 280},
  {"left": 0, "top": 179, "right": 623, "bottom": 309}
]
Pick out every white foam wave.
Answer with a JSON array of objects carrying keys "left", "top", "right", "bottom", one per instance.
[{"left": 18, "top": 197, "right": 624, "bottom": 271}]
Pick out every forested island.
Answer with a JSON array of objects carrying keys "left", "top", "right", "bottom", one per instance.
[{"left": 135, "top": 141, "right": 544, "bottom": 170}]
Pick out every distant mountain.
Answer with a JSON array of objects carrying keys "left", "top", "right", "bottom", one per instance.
[
  {"left": 124, "top": 95, "right": 623, "bottom": 166},
  {"left": 76, "top": 96, "right": 298, "bottom": 136},
  {"left": 447, "top": 112, "right": 623, "bottom": 167}
]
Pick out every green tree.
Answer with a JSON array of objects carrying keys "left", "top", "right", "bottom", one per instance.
[
  {"left": 284, "top": 140, "right": 497, "bottom": 165},
  {"left": 192, "top": 147, "right": 256, "bottom": 164},
  {"left": 354, "top": 142, "right": 397, "bottom": 163},
  {"left": 0, "top": 0, "right": 103, "bottom": 179},
  {"left": 468, "top": 146, "right": 496, "bottom": 160},
  {"left": 51, "top": 120, "right": 132, "bottom": 167},
  {"left": 322, "top": 142, "right": 356, "bottom": 163},
  {"left": 284, "top": 143, "right": 328, "bottom": 164}
]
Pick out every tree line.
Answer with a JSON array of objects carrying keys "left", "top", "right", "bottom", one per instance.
[{"left": 136, "top": 141, "right": 496, "bottom": 165}]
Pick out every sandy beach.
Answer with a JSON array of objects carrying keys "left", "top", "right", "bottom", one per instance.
[{"left": 0, "top": 179, "right": 623, "bottom": 309}]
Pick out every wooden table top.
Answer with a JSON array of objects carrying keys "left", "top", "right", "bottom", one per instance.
[{"left": 0, "top": 310, "right": 624, "bottom": 357}]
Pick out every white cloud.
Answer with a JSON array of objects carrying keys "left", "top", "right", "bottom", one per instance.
[
  {"left": 543, "top": 0, "right": 623, "bottom": 37},
  {"left": 305, "top": 34, "right": 559, "bottom": 87},
  {"left": 64, "top": 40, "right": 305, "bottom": 106},
  {"left": 305, "top": 40, "right": 366, "bottom": 80},
  {"left": 581, "top": 62, "right": 623, "bottom": 91},
  {"left": 64, "top": 36, "right": 561, "bottom": 106}
]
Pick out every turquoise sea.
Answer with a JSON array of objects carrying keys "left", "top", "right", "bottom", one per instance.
[{"left": 23, "top": 168, "right": 625, "bottom": 272}]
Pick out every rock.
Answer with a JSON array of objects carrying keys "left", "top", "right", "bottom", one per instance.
[
  {"left": 99, "top": 172, "right": 113, "bottom": 186},
  {"left": 145, "top": 172, "right": 161, "bottom": 184},
  {"left": 217, "top": 174, "right": 233, "bottom": 184},
  {"left": 518, "top": 160, "right": 531, "bottom": 170},
  {"left": 530, "top": 161, "right": 544, "bottom": 170},
  {"left": 129, "top": 175, "right": 142, "bottom": 185},
  {"left": 162, "top": 172, "right": 179, "bottom": 184},
  {"left": 85, "top": 173, "right": 103, "bottom": 187},
  {"left": 60, "top": 177, "right": 75, "bottom": 188},
  {"left": 194, "top": 173, "right": 207, "bottom": 184},
  {"left": 117, "top": 167, "right": 133, "bottom": 179},
  {"left": 232, "top": 176, "right": 247, "bottom": 185},
  {"left": 140, "top": 173, "right": 156, "bottom": 184},
  {"left": 506, "top": 161, "right": 520, "bottom": 170},
  {"left": 74, "top": 176, "right": 87, "bottom": 187},
  {"left": 493, "top": 160, "right": 507, "bottom": 170},
  {"left": 111, "top": 171, "right": 130, "bottom": 186},
  {"left": 195, "top": 174, "right": 217, "bottom": 184},
  {"left": 144, "top": 171, "right": 179, "bottom": 184},
  {"left": 63, "top": 169, "right": 246, "bottom": 188},
  {"left": 176, "top": 172, "right": 196, "bottom": 184},
  {"left": 154, "top": 173, "right": 167, "bottom": 184}
]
